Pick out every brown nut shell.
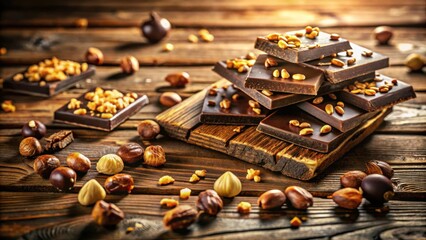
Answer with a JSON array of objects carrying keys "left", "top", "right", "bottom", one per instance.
[
  {"left": 137, "top": 120, "right": 161, "bottom": 140},
  {"left": 19, "top": 137, "right": 43, "bottom": 157},
  {"left": 340, "top": 170, "right": 367, "bottom": 189},
  {"left": 159, "top": 92, "right": 182, "bottom": 107},
  {"left": 284, "top": 186, "right": 313, "bottom": 210},
  {"left": 120, "top": 56, "right": 139, "bottom": 74},
  {"left": 66, "top": 152, "right": 91, "bottom": 173},
  {"left": 92, "top": 200, "right": 125, "bottom": 226},
  {"left": 196, "top": 189, "right": 223, "bottom": 216},
  {"left": 116, "top": 142, "right": 144, "bottom": 164},
  {"left": 49, "top": 167, "right": 77, "bottom": 191},
  {"left": 257, "top": 189, "right": 286, "bottom": 209},
  {"left": 21, "top": 120, "right": 47, "bottom": 139},
  {"left": 365, "top": 160, "right": 394, "bottom": 179},
  {"left": 165, "top": 72, "right": 190, "bottom": 87},
  {"left": 104, "top": 173, "right": 135, "bottom": 194},
  {"left": 332, "top": 188, "right": 362, "bottom": 209},
  {"left": 33, "top": 154, "right": 60, "bottom": 178},
  {"left": 85, "top": 47, "right": 104, "bottom": 65},
  {"left": 143, "top": 145, "right": 166, "bottom": 167},
  {"left": 163, "top": 205, "right": 197, "bottom": 231}
]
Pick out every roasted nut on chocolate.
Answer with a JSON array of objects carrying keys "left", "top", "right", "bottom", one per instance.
[
  {"left": 96, "top": 154, "right": 124, "bottom": 175},
  {"left": 33, "top": 154, "right": 60, "bottom": 178},
  {"left": 361, "top": 174, "right": 394, "bottom": 205},
  {"left": 66, "top": 152, "right": 91, "bottom": 173},
  {"left": 165, "top": 72, "right": 190, "bottom": 87},
  {"left": 163, "top": 205, "right": 197, "bottom": 231},
  {"left": 120, "top": 56, "right": 139, "bottom": 74},
  {"left": 49, "top": 167, "right": 77, "bottom": 191},
  {"left": 78, "top": 179, "right": 106, "bottom": 206},
  {"left": 237, "top": 201, "right": 252, "bottom": 214},
  {"left": 373, "top": 26, "right": 393, "bottom": 45},
  {"left": 137, "top": 120, "right": 161, "bottom": 140},
  {"left": 331, "top": 58, "right": 345, "bottom": 67},
  {"left": 340, "top": 170, "right": 367, "bottom": 188},
  {"left": 116, "top": 142, "right": 144, "bottom": 165},
  {"left": 141, "top": 11, "right": 171, "bottom": 43},
  {"left": 85, "top": 47, "right": 104, "bottom": 65},
  {"left": 214, "top": 171, "right": 242, "bottom": 198},
  {"left": 299, "top": 128, "right": 314, "bottom": 136},
  {"left": 257, "top": 189, "right": 286, "bottom": 210},
  {"left": 284, "top": 186, "right": 314, "bottom": 210},
  {"left": 104, "top": 173, "right": 134, "bottom": 194},
  {"left": 21, "top": 120, "right": 46, "bottom": 139},
  {"left": 144, "top": 145, "right": 166, "bottom": 167},
  {"left": 320, "top": 125, "right": 332, "bottom": 134},
  {"left": 404, "top": 53, "right": 425, "bottom": 71},
  {"left": 365, "top": 160, "right": 394, "bottom": 179},
  {"left": 196, "top": 189, "right": 223, "bottom": 216},
  {"left": 159, "top": 92, "right": 182, "bottom": 107},
  {"left": 332, "top": 188, "right": 362, "bottom": 209},
  {"left": 92, "top": 200, "right": 125, "bottom": 226},
  {"left": 19, "top": 137, "right": 43, "bottom": 157}
]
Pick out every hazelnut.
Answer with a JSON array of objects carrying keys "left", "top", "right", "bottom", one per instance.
[
  {"left": 373, "top": 26, "right": 393, "bottom": 45},
  {"left": 33, "top": 154, "right": 60, "bottom": 178},
  {"left": 104, "top": 173, "right": 135, "bottom": 194},
  {"left": 21, "top": 120, "right": 46, "bottom": 139},
  {"left": 143, "top": 145, "right": 166, "bottom": 167},
  {"left": 165, "top": 72, "right": 190, "bottom": 87},
  {"left": 137, "top": 120, "right": 161, "bottom": 140},
  {"left": 404, "top": 53, "right": 425, "bottom": 71},
  {"left": 96, "top": 154, "right": 124, "bottom": 175},
  {"left": 284, "top": 186, "right": 314, "bottom": 210},
  {"left": 19, "top": 137, "right": 43, "bottom": 157},
  {"left": 361, "top": 174, "right": 394, "bottom": 205},
  {"left": 120, "top": 56, "right": 139, "bottom": 74},
  {"left": 365, "top": 160, "right": 394, "bottom": 179},
  {"left": 141, "top": 11, "right": 171, "bottom": 43},
  {"left": 196, "top": 189, "right": 223, "bottom": 216},
  {"left": 49, "top": 167, "right": 77, "bottom": 191},
  {"left": 116, "top": 143, "right": 144, "bottom": 164},
  {"left": 340, "top": 170, "right": 367, "bottom": 188},
  {"left": 237, "top": 202, "right": 252, "bottom": 214},
  {"left": 257, "top": 189, "right": 286, "bottom": 210},
  {"left": 213, "top": 171, "right": 242, "bottom": 198},
  {"left": 85, "top": 47, "right": 104, "bottom": 65},
  {"left": 159, "top": 92, "right": 182, "bottom": 107},
  {"left": 332, "top": 188, "right": 363, "bottom": 209},
  {"left": 163, "top": 205, "right": 197, "bottom": 231},
  {"left": 66, "top": 152, "right": 91, "bottom": 173},
  {"left": 92, "top": 200, "right": 125, "bottom": 226},
  {"left": 78, "top": 179, "right": 106, "bottom": 206}
]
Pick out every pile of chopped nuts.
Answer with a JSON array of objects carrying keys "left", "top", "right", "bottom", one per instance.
[
  {"left": 225, "top": 52, "right": 257, "bottom": 73},
  {"left": 265, "top": 26, "right": 322, "bottom": 50},
  {"left": 343, "top": 74, "right": 397, "bottom": 96}
]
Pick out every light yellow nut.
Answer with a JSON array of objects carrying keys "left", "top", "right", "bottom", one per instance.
[
  {"left": 96, "top": 154, "right": 124, "bottom": 175},
  {"left": 78, "top": 179, "right": 106, "bottom": 206},
  {"left": 159, "top": 175, "right": 175, "bottom": 185},
  {"left": 214, "top": 171, "right": 242, "bottom": 198}
]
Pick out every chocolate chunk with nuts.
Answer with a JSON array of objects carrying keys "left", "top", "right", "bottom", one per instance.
[{"left": 44, "top": 130, "right": 74, "bottom": 152}]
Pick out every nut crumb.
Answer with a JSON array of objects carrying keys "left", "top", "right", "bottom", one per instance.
[
  {"left": 160, "top": 198, "right": 179, "bottom": 208},
  {"left": 290, "top": 216, "right": 302, "bottom": 227},
  {"left": 158, "top": 175, "right": 175, "bottom": 185},
  {"left": 189, "top": 173, "right": 200, "bottom": 183},
  {"left": 180, "top": 188, "right": 191, "bottom": 200},
  {"left": 237, "top": 202, "right": 252, "bottom": 214},
  {"left": 195, "top": 169, "right": 207, "bottom": 177}
]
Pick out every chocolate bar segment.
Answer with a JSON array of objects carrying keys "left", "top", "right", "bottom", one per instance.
[
  {"left": 337, "top": 74, "right": 416, "bottom": 112},
  {"left": 245, "top": 55, "right": 324, "bottom": 95},
  {"left": 54, "top": 88, "right": 149, "bottom": 131},
  {"left": 301, "top": 43, "right": 389, "bottom": 83},
  {"left": 297, "top": 95, "right": 377, "bottom": 132},
  {"left": 200, "top": 84, "right": 267, "bottom": 125},
  {"left": 255, "top": 31, "right": 351, "bottom": 63}
]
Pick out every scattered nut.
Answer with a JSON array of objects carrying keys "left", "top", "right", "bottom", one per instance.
[
  {"left": 104, "top": 173, "right": 135, "bottom": 194},
  {"left": 299, "top": 128, "right": 314, "bottom": 136},
  {"left": 180, "top": 188, "right": 192, "bottom": 200},
  {"left": 373, "top": 26, "right": 394, "bottom": 45},
  {"left": 365, "top": 160, "right": 394, "bottom": 179},
  {"left": 159, "top": 175, "right": 175, "bottom": 185},
  {"left": 162, "top": 43, "right": 174, "bottom": 52},
  {"left": 404, "top": 53, "right": 425, "bottom": 71},
  {"left": 320, "top": 125, "right": 332, "bottom": 134},
  {"left": 289, "top": 119, "right": 300, "bottom": 127},
  {"left": 116, "top": 142, "right": 144, "bottom": 165},
  {"left": 196, "top": 189, "right": 223, "bottom": 216},
  {"left": 19, "top": 137, "right": 43, "bottom": 157},
  {"left": 257, "top": 189, "right": 286, "bottom": 209},
  {"left": 188, "top": 34, "right": 199, "bottom": 43},
  {"left": 214, "top": 171, "right": 242, "bottom": 198},
  {"left": 144, "top": 145, "right": 166, "bottom": 167},
  {"left": 361, "top": 174, "right": 394, "bottom": 205},
  {"left": 332, "top": 188, "right": 363, "bottom": 209},
  {"left": 189, "top": 173, "right": 200, "bottom": 183},
  {"left": 340, "top": 170, "right": 367, "bottom": 189},
  {"left": 237, "top": 201, "right": 252, "bottom": 214},
  {"left": 331, "top": 58, "right": 345, "bottom": 67},
  {"left": 33, "top": 154, "right": 60, "bottom": 178},
  {"left": 160, "top": 198, "right": 179, "bottom": 208},
  {"left": 254, "top": 175, "right": 261, "bottom": 182},
  {"left": 312, "top": 97, "right": 323, "bottom": 104},
  {"left": 290, "top": 217, "right": 302, "bottom": 228},
  {"left": 195, "top": 169, "right": 207, "bottom": 178},
  {"left": 120, "top": 56, "right": 139, "bottom": 74},
  {"left": 78, "top": 179, "right": 106, "bottom": 206},
  {"left": 347, "top": 58, "right": 356, "bottom": 65},
  {"left": 362, "top": 50, "right": 373, "bottom": 57},
  {"left": 299, "top": 122, "right": 311, "bottom": 128},
  {"left": 160, "top": 92, "right": 182, "bottom": 107},
  {"left": 284, "top": 186, "right": 313, "bottom": 210},
  {"left": 292, "top": 74, "right": 306, "bottom": 81},
  {"left": 1, "top": 100, "right": 16, "bottom": 112},
  {"left": 330, "top": 33, "right": 340, "bottom": 40},
  {"left": 49, "top": 167, "right": 77, "bottom": 191},
  {"left": 75, "top": 18, "right": 88, "bottom": 28},
  {"left": 21, "top": 120, "right": 47, "bottom": 139},
  {"left": 66, "top": 152, "right": 91, "bottom": 173},
  {"left": 85, "top": 47, "right": 104, "bottom": 65},
  {"left": 325, "top": 104, "right": 334, "bottom": 115},
  {"left": 165, "top": 72, "right": 190, "bottom": 87},
  {"left": 335, "top": 106, "right": 345, "bottom": 115},
  {"left": 137, "top": 120, "right": 160, "bottom": 140},
  {"left": 96, "top": 154, "right": 124, "bottom": 175},
  {"left": 163, "top": 205, "right": 197, "bottom": 231},
  {"left": 92, "top": 200, "right": 125, "bottom": 226}
]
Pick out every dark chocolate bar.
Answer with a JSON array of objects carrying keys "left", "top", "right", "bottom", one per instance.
[
  {"left": 245, "top": 55, "right": 324, "bottom": 95},
  {"left": 200, "top": 83, "right": 267, "bottom": 125},
  {"left": 255, "top": 31, "right": 351, "bottom": 63},
  {"left": 297, "top": 95, "right": 377, "bottom": 132},
  {"left": 54, "top": 88, "right": 149, "bottom": 131},
  {"left": 337, "top": 74, "right": 416, "bottom": 112},
  {"left": 301, "top": 43, "right": 389, "bottom": 83}
]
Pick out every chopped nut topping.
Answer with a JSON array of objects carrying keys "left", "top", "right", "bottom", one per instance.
[
  {"left": 330, "top": 33, "right": 340, "bottom": 40},
  {"left": 264, "top": 58, "right": 278, "bottom": 68},
  {"left": 208, "top": 89, "right": 217, "bottom": 96},
  {"left": 364, "top": 89, "right": 376, "bottom": 96},
  {"left": 299, "top": 128, "right": 314, "bottom": 136},
  {"left": 158, "top": 175, "right": 175, "bottom": 185},
  {"left": 273, "top": 69, "right": 280, "bottom": 78},
  {"left": 278, "top": 40, "right": 288, "bottom": 49},
  {"left": 289, "top": 119, "right": 300, "bottom": 127},
  {"left": 13, "top": 73, "right": 24, "bottom": 82},
  {"left": 281, "top": 69, "right": 291, "bottom": 79},
  {"left": 232, "top": 94, "right": 240, "bottom": 101},
  {"left": 328, "top": 93, "right": 337, "bottom": 100},
  {"left": 292, "top": 74, "right": 306, "bottom": 81},
  {"left": 335, "top": 106, "right": 345, "bottom": 115},
  {"left": 337, "top": 101, "right": 345, "bottom": 108},
  {"left": 189, "top": 173, "right": 200, "bottom": 183},
  {"left": 320, "top": 125, "right": 332, "bottom": 134},
  {"left": 207, "top": 100, "right": 216, "bottom": 107},
  {"left": 73, "top": 108, "right": 87, "bottom": 115},
  {"left": 67, "top": 98, "right": 82, "bottom": 109},
  {"left": 160, "top": 198, "right": 179, "bottom": 208},
  {"left": 180, "top": 188, "right": 191, "bottom": 200},
  {"left": 261, "top": 89, "right": 273, "bottom": 96},
  {"left": 347, "top": 58, "right": 356, "bottom": 65},
  {"left": 266, "top": 33, "right": 281, "bottom": 41},
  {"left": 299, "top": 122, "right": 311, "bottom": 128},
  {"left": 331, "top": 58, "right": 345, "bottom": 67},
  {"left": 312, "top": 97, "right": 323, "bottom": 104},
  {"left": 246, "top": 168, "right": 261, "bottom": 180},
  {"left": 233, "top": 126, "right": 242, "bottom": 133},
  {"left": 237, "top": 201, "right": 252, "bottom": 214},
  {"left": 325, "top": 104, "right": 334, "bottom": 115},
  {"left": 317, "top": 62, "right": 331, "bottom": 66},
  {"left": 362, "top": 50, "right": 373, "bottom": 57},
  {"left": 252, "top": 108, "right": 262, "bottom": 115},
  {"left": 219, "top": 99, "right": 231, "bottom": 109},
  {"left": 346, "top": 50, "right": 354, "bottom": 57},
  {"left": 248, "top": 100, "right": 260, "bottom": 108}
]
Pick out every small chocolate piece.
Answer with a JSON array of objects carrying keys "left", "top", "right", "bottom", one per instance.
[
  {"left": 141, "top": 11, "right": 171, "bottom": 43},
  {"left": 361, "top": 174, "right": 394, "bottom": 205},
  {"left": 200, "top": 84, "right": 267, "bottom": 125},
  {"left": 45, "top": 130, "right": 74, "bottom": 152},
  {"left": 255, "top": 31, "right": 351, "bottom": 63},
  {"left": 246, "top": 55, "right": 324, "bottom": 95}
]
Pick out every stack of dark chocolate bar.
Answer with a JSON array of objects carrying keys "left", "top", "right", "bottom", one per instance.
[{"left": 204, "top": 27, "right": 416, "bottom": 153}]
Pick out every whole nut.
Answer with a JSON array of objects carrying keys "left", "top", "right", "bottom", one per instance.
[
  {"left": 361, "top": 174, "right": 394, "bottom": 205},
  {"left": 163, "top": 205, "right": 197, "bottom": 231},
  {"left": 365, "top": 160, "right": 394, "bottom": 179},
  {"left": 340, "top": 170, "right": 367, "bottom": 189},
  {"left": 96, "top": 154, "right": 124, "bottom": 175},
  {"left": 159, "top": 92, "right": 182, "bottom": 107},
  {"left": 104, "top": 173, "right": 135, "bottom": 194},
  {"left": 137, "top": 120, "right": 161, "bottom": 140},
  {"left": 196, "top": 189, "right": 223, "bottom": 216},
  {"left": 85, "top": 47, "right": 104, "bottom": 65},
  {"left": 284, "top": 186, "right": 313, "bottom": 210},
  {"left": 141, "top": 11, "right": 171, "bottom": 43},
  {"left": 78, "top": 179, "right": 106, "bottom": 206},
  {"left": 66, "top": 152, "right": 91, "bottom": 173},
  {"left": 116, "top": 143, "right": 144, "bottom": 164},
  {"left": 33, "top": 154, "right": 60, "bottom": 178},
  {"left": 92, "top": 200, "right": 125, "bottom": 226},
  {"left": 19, "top": 137, "right": 43, "bottom": 157},
  {"left": 373, "top": 26, "right": 393, "bottom": 45},
  {"left": 21, "top": 120, "right": 47, "bottom": 139},
  {"left": 165, "top": 72, "right": 190, "bottom": 87},
  {"left": 49, "top": 167, "right": 77, "bottom": 191},
  {"left": 404, "top": 53, "right": 425, "bottom": 71},
  {"left": 213, "top": 171, "right": 242, "bottom": 198},
  {"left": 332, "top": 188, "right": 363, "bottom": 209},
  {"left": 257, "top": 189, "right": 286, "bottom": 209},
  {"left": 143, "top": 145, "right": 166, "bottom": 167},
  {"left": 120, "top": 56, "right": 139, "bottom": 74}
]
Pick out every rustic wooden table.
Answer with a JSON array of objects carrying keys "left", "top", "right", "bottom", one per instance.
[{"left": 0, "top": 0, "right": 425, "bottom": 239}]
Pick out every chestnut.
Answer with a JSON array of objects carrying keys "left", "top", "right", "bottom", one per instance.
[
  {"left": 85, "top": 47, "right": 104, "bottom": 65},
  {"left": 104, "top": 173, "right": 135, "bottom": 194},
  {"left": 284, "top": 186, "right": 313, "bottom": 210},
  {"left": 92, "top": 200, "right": 125, "bottom": 226},
  {"left": 143, "top": 145, "right": 166, "bottom": 167},
  {"left": 137, "top": 120, "right": 160, "bottom": 140},
  {"left": 21, "top": 120, "right": 46, "bottom": 139},
  {"left": 365, "top": 160, "right": 394, "bottom": 179},
  {"left": 49, "top": 167, "right": 77, "bottom": 191},
  {"left": 340, "top": 170, "right": 367, "bottom": 189},
  {"left": 120, "top": 56, "right": 139, "bottom": 74},
  {"left": 116, "top": 142, "right": 144, "bottom": 164},
  {"left": 159, "top": 92, "right": 182, "bottom": 107},
  {"left": 361, "top": 174, "right": 394, "bottom": 205},
  {"left": 66, "top": 152, "right": 91, "bottom": 173},
  {"left": 19, "top": 137, "right": 43, "bottom": 157},
  {"left": 33, "top": 154, "right": 60, "bottom": 178},
  {"left": 373, "top": 26, "right": 393, "bottom": 45},
  {"left": 141, "top": 11, "right": 171, "bottom": 43}
]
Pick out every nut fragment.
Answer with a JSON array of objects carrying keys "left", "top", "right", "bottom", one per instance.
[
  {"left": 189, "top": 173, "right": 200, "bottom": 183},
  {"left": 196, "top": 189, "right": 223, "bottom": 216},
  {"left": 332, "top": 188, "right": 362, "bottom": 209},
  {"left": 160, "top": 92, "right": 182, "bottom": 107},
  {"left": 213, "top": 171, "right": 242, "bottom": 198},
  {"left": 365, "top": 160, "right": 394, "bottom": 179},
  {"left": 281, "top": 69, "right": 290, "bottom": 79},
  {"left": 96, "top": 154, "right": 124, "bottom": 175},
  {"left": 188, "top": 34, "right": 199, "bottom": 43},
  {"left": 66, "top": 152, "right": 91, "bottom": 173},
  {"left": 299, "top": 122, "right": 311, "bottom": 128},
  {"left": 331, "top": 58, "right": 345, "bottom": 67},
  {"left": 292, "top": 74, "right": 306, "bottom": 81},
  {"left": 299, "top": 128, "right": 314, "bottom": 136},
  {"left": 19, "top": 137, "right": 43, "bottom": 157},
  {"left": 289, "top": 119, "right": 300, "bottom": 127},
  {"left": 165, "top": 72, "right": 190, "bottom": 87},
  {"left": 159, "top": 175, "right": 175, "bottom": 185},
  {"left": 180, "top": 188, "right": 192, "bottom": 200},
  {"left": 290, "top": 217, "right": 302, "bottom": 228},
  {"left": 312, "top": 97, "right": 323, "bottom": 104},
  {"left": 330, "top": 33, "right": 340, "bottom": 40},
  {"left": 320, "top": 125, "right": 332, "bottom": 134},
  {"left": 104, "top": 173, "right": 135, "bottom": 194},
  {"left": 264, "top": 57, "right": 278, "bottom": 68},
  {"left": 33, "top": 154, "right": 60, "bottom": 178},
  {"left": 325, "top": 104, "right": 334, "bottom": 115},
  {"left": 137, "top": 120, "right": 161, "bottom": 140},
  {"left": 237, "top": 202, "right": 252, "bottom": 214},
  {"left": 257, "top": 189, "right": 286, "bottom": 209},
  {"left": 163, "top": 205, "right": 198, "bottom": 231},
  {"left": 78, "top": 179, "right": 106, "bottom": 206},
  {"left": 340, "top": 170, "right": 367, "bottom": 188},
  {"left": 362, "top": 50, "right": 373, "bottom": 57},
  {"left": 162, "top": 43, "right": 174, "bottom": 52},
  {"left": 144, "top": 145, "right": 166, "bottom": 167},
  {"left": 278, "top": 40, "right": 288, "bottom": 49},
  {"left": 120, "top": 56, "right": 139, "bottom": 74},
  {"left": 195, "top": 169, "right": 207, "bottom": 178},
  {"left": 347, "top": 58, "right": 356, "bottom": 65},
  {"left": 248, "top": 100, "right": 260, "bottom": 108},
  {"left": 92, "top": 200, "right": 125, "bottom": 226},
  {"left": 336, "top": 101, "right": 345, "bottom": 108},
  {"left": 246, "top": 168, "right": 260, "bottom": 180},
  {"left": 284, "top": 186, "right": 313, "bottom": 210},
  {"left": 2, "top": 100, "right": 16, "bottom": 112},
  {"left": 85, "top": 47, "right": 104, "bottom": 65},
  {"left": 261, "top": 89, "right": 273, "bottom": 96},
  {"left": 161, "top": 198, "right": 179, "bottom": 208},
  {"left": 272, "top": 69, "right": 280, "bottom": 78},
  {"left": 254, "top": 175, "right": 261, "bottom": 182},
  {"left": 219, "top": 99, "right": 231, "bottom": 109},
  {"left": 335, "top": 106, "right": 345, "bottom": 115}
]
